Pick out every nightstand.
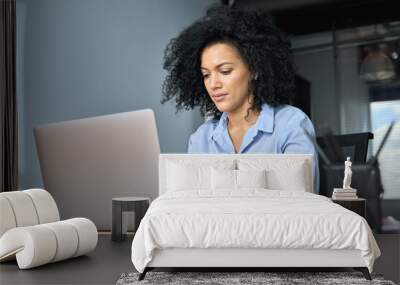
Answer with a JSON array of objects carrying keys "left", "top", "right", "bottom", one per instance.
[
  {"left": 112, "top": 197, "right": 150, "bottom": 242},
  {"left": 331, "top": 198, "right": 366, "bottom": 218}
]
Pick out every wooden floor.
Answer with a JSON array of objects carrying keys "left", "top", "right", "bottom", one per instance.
[
  {"left": 0, "top": 234, "right": 134, "bottom": 285},
  {"left": 1, "top": 233, "right": 398, "bottom": 284}
]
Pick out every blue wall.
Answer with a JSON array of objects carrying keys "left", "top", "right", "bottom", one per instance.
[{"left": 17, "top": 0, "right": 216, "bottom": 188}]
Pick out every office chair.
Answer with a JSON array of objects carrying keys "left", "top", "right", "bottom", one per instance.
[
  {"left": 317, "top": 132, "right": 383, "bottom": 232},
  {"left": 317, "top": 131, "right": 375, "bottom": 198},
  {"left": 316, "top": 132, "right": 374, "bottom": 163}
]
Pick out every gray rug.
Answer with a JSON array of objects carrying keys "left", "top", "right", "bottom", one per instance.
[{"left": 116, "top": 271, "right": 396, "bottom": 285}]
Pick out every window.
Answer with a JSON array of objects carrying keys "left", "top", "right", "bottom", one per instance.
[{"left": 370, "top": 100, "right": 400, "bottom": 199}]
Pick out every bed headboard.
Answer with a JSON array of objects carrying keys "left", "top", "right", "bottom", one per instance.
[{"left": 159, "top": 154, "right": 314, "bottom": 195}]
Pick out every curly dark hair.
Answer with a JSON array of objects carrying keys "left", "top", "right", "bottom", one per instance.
[{"left": 161, "top": 6, "right": 296, "bottom": 119}]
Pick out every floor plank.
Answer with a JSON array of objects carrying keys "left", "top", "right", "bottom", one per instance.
[{"left": 0, "top": 234, "right": 133, "bottom": 285}]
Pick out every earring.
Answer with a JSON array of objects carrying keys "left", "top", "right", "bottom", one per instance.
[{"left": 254, "top": 73, "right": 259, "bottom": 81}]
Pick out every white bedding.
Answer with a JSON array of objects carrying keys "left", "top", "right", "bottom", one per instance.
[{"left": 131, "top": 190, "right": 380, "bottom": 273}]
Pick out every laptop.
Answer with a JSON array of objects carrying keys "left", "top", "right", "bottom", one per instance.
[{"left": 34, "top": 109, "right": 160, "bottom": 231}]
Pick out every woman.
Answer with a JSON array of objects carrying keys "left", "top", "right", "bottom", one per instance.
[{"left": 161, "top": 6, "right": 319, "bottom": 193}]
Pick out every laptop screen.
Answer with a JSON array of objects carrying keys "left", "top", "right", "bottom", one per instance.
[{"left": 34, "top": 109, "right": 160, "bottom": 231}]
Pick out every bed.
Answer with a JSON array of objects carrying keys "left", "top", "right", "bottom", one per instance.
[{"left": 131, "top": 154, "right": 380, "bottom": 280}]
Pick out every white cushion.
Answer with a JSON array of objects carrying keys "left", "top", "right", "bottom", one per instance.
[
  {"left": 236, "top": 169, "right": 267, "bottom": 189},
  {"left": 24, "top": 189, "right": 60, "bottom": 223},
  {"left": 0, "top": 192, "right": 39, "bottom": 227},
  {"left": 266, "top": 161, "right": 308, "bottom": 192},
  {"left": 0, "top": 225, "right": 57, "bottom": 269},
  {"left": 42, "top": 221, "right": 79, "bottom": 262},
  {"left": 64, "top": 218, "right": 98, "bottom": 257},
  {"left": 159, "top": 154, "right": 313, "bottom": 194},
  {"left": 238, "top": 158, "right": 310, "bottom": 192},
  {"left": 166, "top": 159, "right": 235, "bottom": 192},
  {"left": 0, "top": 196, "right": 17, "bottom": 237},
  {"left": 0, "top": 189, "right": 60, "bottom": 238},
  {"left": 211, "top": 169, "right": 268, "bottom": 190},
  {"left": 211, "top": 168, "right": 236, "bottom": 190},
  {"left": 167, "top": 163, "right": 210, "bottom": 191},
  {"left": 0, "top": 218, "right": 97, "bottom": 269}
]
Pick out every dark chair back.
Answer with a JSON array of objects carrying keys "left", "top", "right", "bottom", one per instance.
[
  {"left": 321, "top": 163, "right": 383, "bottom": 232},
  {"left": 317, "top": 132, "right": 382, "bottom": 232},
  {"left": 316, "top": 132, "right": 373, "bottom": 163}
]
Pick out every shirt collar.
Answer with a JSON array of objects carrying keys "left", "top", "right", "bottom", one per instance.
[
  {"left": 209, "top": 103, "right": 274, "bottom": 142},
  {"left": 256, "top": 103, "right": 274, "bottom": 133},
  {"left": 209, "top": 112, "right": 228, "bottom": 142}
]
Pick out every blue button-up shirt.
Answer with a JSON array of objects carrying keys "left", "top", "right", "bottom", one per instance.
[{"left": 187, "top": 103, "right": 319, "bottom": 193}]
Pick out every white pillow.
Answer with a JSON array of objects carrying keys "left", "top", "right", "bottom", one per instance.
[
  {"left": 211, "top": 168, "right": 236, "bottom": 190},
  {"left": 238, "top": 158, "right": 310, "bottom": 192},
  {"left": 266, "top": 163, "right": 307, "bottom": 191},
  {"left": 166, "top": 159, "right": 236, "bottom": 191},
  {"left": 167, "top": 163, "right": 210, "bottom": 191},
  {"left": 211, "top": 168, "right": 268, "bottom": 190},
  {"left": 236, "top": 169, "right": 267, "bottom": 189}
]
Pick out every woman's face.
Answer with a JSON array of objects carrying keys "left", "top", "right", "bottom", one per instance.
[{"left": 201, "top": 42, "right": 252, "bottom": 114}]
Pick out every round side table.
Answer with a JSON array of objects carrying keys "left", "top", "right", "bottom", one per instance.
[{"left": 112, "top": 197, "right": 150, "bottom": 242}]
